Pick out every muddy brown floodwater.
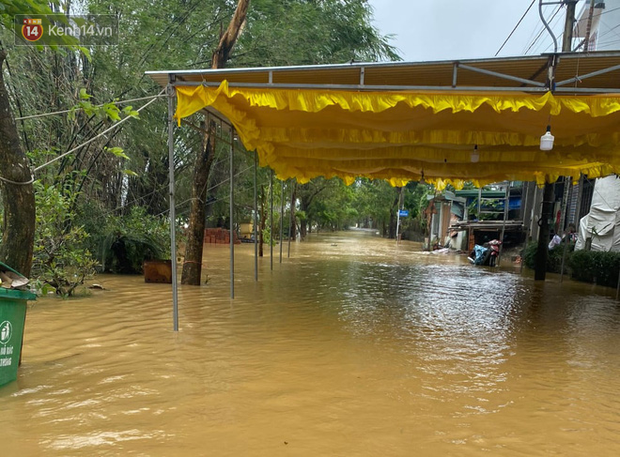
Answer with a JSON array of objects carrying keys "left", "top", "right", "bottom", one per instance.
[{"left": 2, "top": 229, "right": 620, "bottom": 456}]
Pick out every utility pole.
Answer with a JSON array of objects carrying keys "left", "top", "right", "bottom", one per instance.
[
  {"left": 535, "top": 1, "right": 577, "bottom": 281},
  {"left": 562, "top": 1, "right": 577, "bottom": 52},
  {"left": 584, "top": 0, "right": 596, "bottom": 52}
]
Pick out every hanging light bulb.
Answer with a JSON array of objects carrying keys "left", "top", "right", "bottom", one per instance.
[
  {"left": 470, "top": 144, "right": 479, "bottom": 163},
  {"left": 540, "top": 125, "right": 554, "bottom": 151}
]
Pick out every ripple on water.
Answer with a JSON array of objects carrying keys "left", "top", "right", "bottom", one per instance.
[{"left": 2, "top": 233, "right": 620, "bottom": 456}]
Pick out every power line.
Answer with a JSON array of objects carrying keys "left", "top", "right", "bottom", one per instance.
[
  {"left": 524, "top": 4, "right": 564, "bottom": 54},
  {"left": 495, "top": 0, "right": 537, "bottom": 56},
  {"left": 156, "top": 163, "right": 256, "bottom": 217},
  {"left": 33, "top": 90, "right": 165, "bottom": 173},
  {"left": 15, "top": 94, "right": 165, "bottom": 121}
]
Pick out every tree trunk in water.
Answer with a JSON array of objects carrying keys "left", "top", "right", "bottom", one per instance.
[
  {"left": 0, "top": 51, "right": 35, "bottom": 276},
  {"left": 535, "top": 183, "right": 555, "bottom": 281},
  {"left": 181, "top": 120, "right": 216, "bottom": 285},
  {"left": 180, "top": 0, "right": 250, "bottom": 285},
  {"left": 299, "top": 197, "right": 309, "bottom": 240}
]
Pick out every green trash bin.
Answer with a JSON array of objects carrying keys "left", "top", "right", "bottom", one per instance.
[{"left": 0, "top": 285, "right": 36, "bottom": 388}]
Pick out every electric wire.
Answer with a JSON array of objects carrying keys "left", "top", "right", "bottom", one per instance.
[
  {"left": 524, "top": 4, "right": 564, "bottom": 54},
  {"left": 495, "top": 0, "right": 537, "bottom": 56},
  {"left": 15, "top": 94, "right": 165, "bottom": 121},
  {"left": 156, "top": 163, "right": 256, "bottom": 217},
  {"left": 33, "top": 90, "right": 165, "bottom": 173}
]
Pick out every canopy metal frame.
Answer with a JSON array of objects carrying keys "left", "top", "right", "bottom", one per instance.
[
  {"left": 149, "top": 52, "right": 620, "bottom": 95},
  {"left": 154, "top": 52, "right": 620, "bottom": 331}
]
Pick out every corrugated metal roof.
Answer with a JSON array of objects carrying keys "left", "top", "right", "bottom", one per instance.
[{"left": 147, "top": 52, "right": 620, "bottom": 93}]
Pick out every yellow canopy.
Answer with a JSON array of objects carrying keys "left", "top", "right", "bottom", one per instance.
[{"left": 167, "top": 60, "right": 620, "bottom": 190}]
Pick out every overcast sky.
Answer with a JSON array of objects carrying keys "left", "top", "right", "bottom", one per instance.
[{"left": 368, "top": 0, "right": 591, "bottom": 62}]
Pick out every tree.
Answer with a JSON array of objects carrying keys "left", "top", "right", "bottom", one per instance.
[
  {"left": 182, "top": 0, "right": 251, "bottom": 285},
  {"left": 352, "top": 179, "right": 399, "bottom": 237},
  {"left": 1, "top": 0, "right": 401, "bottom": 284},
  {"left": 0, "top": 1, "right": 58, "bottom": 276},
  {"left": 0, "top": 50, "right": 35, "bottom": 276},
  {"left": 181, "top": 0, "right": 400, "bottom": 277},
  {"left": 297, "top": 178, "right": 337, "bottom": 238}
]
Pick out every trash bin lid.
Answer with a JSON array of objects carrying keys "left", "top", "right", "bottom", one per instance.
[
  {"left": 0, "top": 262, "right": 36, "bottom": 301},
  {"left": 0, "top": 261, "right": 25, "bottom": 277}
]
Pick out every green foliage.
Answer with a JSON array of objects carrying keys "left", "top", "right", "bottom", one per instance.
[
  {"left": 94, "top": 206, "right": 170, "bottom": 274},
  {"left": 295, "top": 210, "right": 307, "bottom": 222},
  {"left": 31, "top": 182, "right": 98, "bottom": 297},
  {"left": 569, "top": 250, "right": 620, "bottom": 288},
  {"left": 400, "top": 182, "right": 433, "bottom": 239},
  {"left": 522, "top": 242, "right": 573, "bottom": 275},
  {"left": 237, "top": 0, "right": 400, "bottom": 66},
  {"left": 5, "top": 0, "right": 404, "bottom": 286},
  {"left": 262, "top": 226, "right": 274, "bottom": 246},
  {"left": 520, "top": 242, "right": 620, "bottom": 289},
  {"left": 0, "top": 0, "right": 54, "bottom": 29},
  {"left": 467, "top": 196, "right": 505, "bottom": 221},
  {"left": 351, "top": 178, "right": 396, "bottom": 232}
]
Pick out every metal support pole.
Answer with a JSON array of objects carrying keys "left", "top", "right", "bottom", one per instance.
[
  {"left": 395, "top": 188, "right": 402, "bottom": 244},
  {"left": 270, "top": 169, "right": 274, "bottom": 271},
  {"left": 254, "top": 151, "right": 258, "bottom": 282},
  {"left": 559, "top": 176, "right": 571, "bottom": 232},
  {"left": 520, "top": 226, "right": 528, "bottom": 274},
  {"left": 497, "top": 182, "right": 510, "bottom": 266},
  {"left": 574, "top": 174, "right": 585, "bottom": 225},
  {"left": 531, "top": 185, "right": 541, "bottom": 241},
  {"left": 230, "top": 129, "right": 235, "bottom": 299},
  {"left": 167, "top": 82, "right": 179, "bottom": 332},
  {"left": 288, "top": 183, "right": 293, "bottom": 258},
  {"left": 280, "top": 180, "right": 284, "bottom": 263},
  {"left": 560, "top": 231, "right": 570, "bottom": 283}
]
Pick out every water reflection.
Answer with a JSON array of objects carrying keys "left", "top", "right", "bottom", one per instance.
[{"left": 2, "top": 230, "right": 620, "bottom": 456}]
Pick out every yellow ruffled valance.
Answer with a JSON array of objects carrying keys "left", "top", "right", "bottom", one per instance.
[{"left": 174, "top": 81, "right": 620, "bottom": 189}]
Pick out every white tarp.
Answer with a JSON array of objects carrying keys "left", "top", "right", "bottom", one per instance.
[{"left": 575, "top": 175, "right": 620, "bottom": 252}]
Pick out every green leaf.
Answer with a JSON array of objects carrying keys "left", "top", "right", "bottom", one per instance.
[
  {"left": 121, "top": 106, "right": 140, "bottom": 119},
  {"left": 104, "top": 105, "right": 121, "bottom": 121},
  {"left": 122, "top": 169, "right": 138, "bottom": 177},
  {"left": 78, "top": 46, "right": 92, "bottom": 61},
  {"left": 79, "top": 88, "right": 92, "bottom": 100},
  {"left": 105, "top": 147, "right": 129, "bottom": 160}
]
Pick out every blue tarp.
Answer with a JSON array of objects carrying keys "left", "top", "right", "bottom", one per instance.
[{"left": 473, "top": 245, "right": 488, "bottom": 265}]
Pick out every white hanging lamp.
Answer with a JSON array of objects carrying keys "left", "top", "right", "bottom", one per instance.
[
  {"left": 470, "top": 144, "right": 479, "bottom": 163},
  {"left": 540, "top": 125, "right": 554, "bottom": 151}
]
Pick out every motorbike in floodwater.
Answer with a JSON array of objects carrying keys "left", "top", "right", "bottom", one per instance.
[{"left": 468, "top": 239, "right": 502, "bottom": 266}]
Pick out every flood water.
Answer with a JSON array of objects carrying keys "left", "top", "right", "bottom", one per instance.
[{"left": 2, "top": 230, "right": 620, "bottom": 456}]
